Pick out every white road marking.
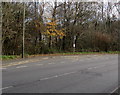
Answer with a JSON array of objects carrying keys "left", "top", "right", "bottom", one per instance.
[
  {"left": 110, "top": 86, "right": 119, "bottom": 93},
  {"left": 54, "top": 75, "right": 58, "bottom": 77},
  {"left": 40, "top": 71, "right": 76, "bottom": 81},
  {"left": 40, "top": 75, "right": 58, "bottom": 80},
  {"left": 88, "top": 67, "right": 93, "bottom": 70},
  {"left": 59, "top": 71, "right": 77, "bottom": 76},
  {"left": 16, "top": 65, "right": 27, "bottom": 68},
  {"left": 48, "top": 63, "right": 55, "bottom": 65},
  {"left": 40, "top": 77, "right": 50, "bottom": 80},
  {"left": 87, "top": 64, "right": 107, "bottom": 70},
  {"left": 0, "top": 86, "right": 13, "bottom": 90}
]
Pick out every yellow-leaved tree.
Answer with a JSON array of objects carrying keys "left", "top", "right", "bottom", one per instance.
[
  {"left": 43, "top": 18, "right": 65, "bottom": 48},
  {"left": 44, "top": 18, "right": 65, "bottom": 38}
]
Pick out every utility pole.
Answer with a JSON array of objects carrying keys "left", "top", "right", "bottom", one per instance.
[{"left": 22, "top": 2, "right": 25, "bottom": 58}]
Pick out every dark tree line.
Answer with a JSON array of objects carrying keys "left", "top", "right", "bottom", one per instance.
[{"left": 2, "top": 1, "right": 120, "bottom": 55}]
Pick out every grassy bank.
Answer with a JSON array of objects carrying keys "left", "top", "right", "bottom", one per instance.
[
  {"left": 60, "top": 51, "right": 120, "bottom": 55},
  {"left": 1, "top": 51, "right": 119, "bottom": 60},
  {"left": 0, "top": 55, "right": 19, "bottom": 60}
]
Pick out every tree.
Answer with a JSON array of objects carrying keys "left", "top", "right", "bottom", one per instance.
[{"left": 44, "top": 18, "right": 65, "bottom": 48}]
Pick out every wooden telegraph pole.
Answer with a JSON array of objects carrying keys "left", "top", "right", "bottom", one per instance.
[{"left": 22, "top": 2, "right": 25, "bottom": 58}]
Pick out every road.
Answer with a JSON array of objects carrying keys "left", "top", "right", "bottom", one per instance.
[{"left": 1, "top": 54, "right": 118, "bottom": 93}]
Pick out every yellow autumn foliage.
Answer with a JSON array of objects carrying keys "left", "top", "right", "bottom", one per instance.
[
  {"left": 35, "top": 18, "right": 66, "bottom": 38},
  {"left": 51, "top": 33, "right": 56, "bottom": 36},
  {"left": 45, "top": 30, "right": 50, "bottom": 35}
]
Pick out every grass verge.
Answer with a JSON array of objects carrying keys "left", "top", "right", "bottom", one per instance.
[
  {"left": 1, "top": 51, "right": 120, "bottom": 60},
  {"left": 0, "top": 55, "right": 19, "bottom": 60}
]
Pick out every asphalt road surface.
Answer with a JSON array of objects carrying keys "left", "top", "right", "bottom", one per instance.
[{"left": 1, "top": 54, "right": 118, "bottom": 93}]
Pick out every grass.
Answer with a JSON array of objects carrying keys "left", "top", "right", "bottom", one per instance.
[
  {"left": 0, "top": 55, "right": 19, "bottom": 60},
  {"left": 59, "top": 51, "right": 120, "bottom": 55},
  {"left": 1, "top": 51, "right": 119, "bottom": 60},
  {"left": 28, "top": 51, "right": 120, "bottom": 58}
]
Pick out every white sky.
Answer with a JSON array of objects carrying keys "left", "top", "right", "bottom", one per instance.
[{"left": 1, "top": 0, "right": 120, "bottom": 2}]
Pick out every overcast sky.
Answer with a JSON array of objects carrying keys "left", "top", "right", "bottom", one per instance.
[{"left": 1, "top": 0, "right": 120, "bottom": 3}]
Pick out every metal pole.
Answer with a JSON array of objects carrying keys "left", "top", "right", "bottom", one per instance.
[
  {"left": 22, "top": 2, "right": 25, "bottom": 58},
  {"left": 73, "top": 35, "right": 76, "bottom": 52}
]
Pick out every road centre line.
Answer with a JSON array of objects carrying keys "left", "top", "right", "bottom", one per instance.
[
  {"left": 40, "top": 71, "right": 77, "bottom": 81},
  {"left": 0, "top": 86, "right": 13, "bottom": 90},
  {"left": 40, "top": 75, "right": 58, "bottom": 80},
  {"left": 1, "top": 60, "right": 116, "bottom": 90},
  {"left": 0, "top": 71, "right": 85, "bottom": 90},
  {"left": 58, "top": 71, "right": 77, "bottom": 76}
]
